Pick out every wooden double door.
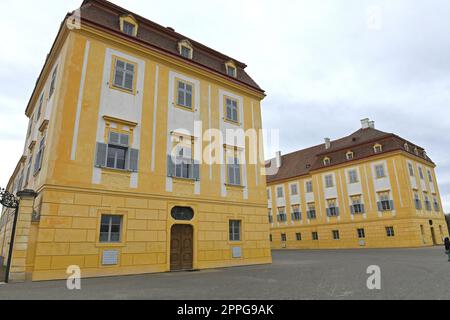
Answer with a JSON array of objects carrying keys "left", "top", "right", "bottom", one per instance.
[{"left": 170, "top": 224, "right": 193, "bottom": 271}]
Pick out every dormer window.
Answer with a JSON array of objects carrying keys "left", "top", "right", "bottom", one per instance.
[
  {"left": 178, "top": 40, "right": 193, "bottom": 59},
  {"left": 323, "top": 157, "right": 331, "bottom": 166},
  {"left": 123, "top": 21, "right": 135, "bottom": 36},
  {"left": 225, "top": 60, "right": 237, "bottom": 78},
  {"left": 346, "top": 151, "right": 354, "bottom": 160},
  {"left": 414, "top": 147, "right": 419, "bottom": 155},
  {"left": 373, "top": 144, "right": 382, "bottom": 153},
  {"left": 119, "top": 15, "right": 138, "bottom": 37}
]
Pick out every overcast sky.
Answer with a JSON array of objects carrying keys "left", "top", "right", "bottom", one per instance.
[{"left": 1, "top": 0, "right": 449, "bottom": 212}]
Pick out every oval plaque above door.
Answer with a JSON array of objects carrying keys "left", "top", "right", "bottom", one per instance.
[{"left": 171, "top": 206, "right": 194, "bottom": 221}]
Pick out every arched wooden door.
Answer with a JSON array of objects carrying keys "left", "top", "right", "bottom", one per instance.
[{"left": 170, "top": 224, "right": 193, "bottom": 271}]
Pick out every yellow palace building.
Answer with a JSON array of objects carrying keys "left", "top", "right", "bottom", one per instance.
[
  {"left": 267, "top": 119, "right": 449, "bottom": 249},
  {"left": 0, "top": 0, "right": 271, "bottom": 282}
]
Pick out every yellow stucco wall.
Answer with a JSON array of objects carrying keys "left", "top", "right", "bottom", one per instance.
[
  {"left": 1, "top": 20, "right": 271, "bottom": 281},
  {"left": 267, "top": 152, "right": 449, "bottom": 249}
]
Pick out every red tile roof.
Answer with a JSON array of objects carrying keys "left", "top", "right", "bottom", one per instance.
[
  {"left": 79, "top": 0, "right": 264, "bottom": 93},
  {"left": 266, "top": 127, "right": 433, "bottom": 183}
]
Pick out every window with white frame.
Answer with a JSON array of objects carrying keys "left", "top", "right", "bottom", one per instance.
[
  {"left": 408, "top": 163, "right": 414, "bottom": 177},
  {"left": 424, "top": 193, "right": 432, "bottom": 211},
  {"left": 180, "top": 46, "right": 192, "bottom": 59},
  {"left": 112, "top": 59, "right": 135, "bottom": 91},
  {"left": 373, "top": 144, "right": 382, "bottom": 153},
  {"left": 123, "top": 21, "right": 136, "bottom": 36},
  {"left": 175, "top": 145, "right": 193, "bottom": 179},
  {"left": 377, "top": 191, "right": 393, "bottom": 211},
  {"left": 350, "top": 195, "right": 364, "bottom": 214},
  {"left": 99, "top": 215, "right": 123, "bottom": 243},
  {"left": 326, "top": 198, "right": 339, "bottom": 217},
  {"left": 427, "top": 170, "right": 433, "bottom": 183},
  {"left": 418, "top": 167, "right": 424, "bottom": 180},
  {"left": 277, "top": 207, "right": 287, "bottom": 222},
  {"left": 414, "top": 192, "right": 422, "bottom": 210},
  {"left": 268, "top": 209, "right": 273, "bottom": 223},
  {"left": 276, "top": 186, "right": 284, "bottom": 198},
  {"left": 227, "top": 156, "right": 241, "bottom": 185},
  {"left": 227, "top": 65, "right": 236, "bottom": 77},
  {"left": 290, "top": 183, "right": 298, "bottom": 196},
  {"left": 348, "top": 169, "right": 358, "bottom": 184},
  {"left": 324, "top": 174, "right": 334, "bottom": 188},
  {"left": 229, "top": 220, "right": 241, "bottom": 241},
  {"left": 225, "top": 97, "right": 238, "bottom": 123},
  {"left": 346, "top": 151, "right": 354, "bottom": 160},
  {"left": 291, "top": 204, "right": 301, "bottom": 221},
  {"left": 95, "top": 131, "right": 139, "bottom": 172},
  {"left": 307, "top": 203, "right": 316, "bottom": 219},
  {"left": 375, "top": 164, "right": 385, "bottom": 179},
  {"left": 433, "top": 197, "right": 440, "bottom": 212},
  {"left": 33, "top": 136, "right": 45, "bottom": 175},
  {"left": 177, "top": 80, "right": 193, "bottom": 109},
  {"left": 323, "top": 157, "right": 331, "bottom": 166},
  {"left": 49, "top": 66, "right": 58, "bottom": 98},
  {"left": 305, "top": 181, "right": 313, "bottom": 193}
]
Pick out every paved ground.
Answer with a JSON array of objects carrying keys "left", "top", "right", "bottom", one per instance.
[{"left": 0, "top": 247, "right": 449, "bottom": 300}]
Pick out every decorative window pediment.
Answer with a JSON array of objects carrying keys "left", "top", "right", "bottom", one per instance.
[
  {"left": 225, "top": 60, "right": 237, "bottom": 78},
  {"left": 178, "top": 40, "right": 193, "bottom": 59},
  {"left": 120, "top": 15, "right": 138, "bottom": 37}
]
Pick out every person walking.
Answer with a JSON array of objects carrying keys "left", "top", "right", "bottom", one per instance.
[{"left": 445, "top": 237, "right": 450, "bottom": 262}]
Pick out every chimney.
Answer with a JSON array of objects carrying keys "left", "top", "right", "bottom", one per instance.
[
  {"left": 275, "top": 151, "right": 282, "bottom": 168},
  {"left": 369, "top": 120, "right": 375, "bottom": 129},
  {"left": 324, "top": 138, "right": 331, "bottom": 150},
  {"left": 361, "top": 118, "right": 370, "bottom": 129}
]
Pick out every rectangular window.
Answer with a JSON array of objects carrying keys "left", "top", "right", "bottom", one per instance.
[
  {"left": 267, "top": 188, "right": 271, "bottom": 200},
  {"left": 229, "top": 220, "right": 241, "bottom": 241},
  {"left": 177, "top": 80, "right": 193, "bottom": 109},
  {"left": 227, "top": 66, "right": 236, "bottom": 77},
  {"left": 418, "top": 167, "right": 424, "bottom": 180},
  {"left": 36, "top": 94, "right": 44, "bottom": 120},
  {"left": 424, "top": 193, "right": 432, "bottom": 211},
  {"left": 268, "top": 209, "right": 273, "bottom": 223},
  {"left": 296, "top": 233, "right": 302, "bottom": 241},
  {"left": 375, "top": 164, "right": 385, "bottom": 179},
  {"left": 290, "top": 184, "right": 298, "bottom": 195},
  {"left": 123, "top": 21, "right": 135, "bottom": 36},
  {"left": 113, "top": 58, "right": 135, "bottom": 91},
  {"left": 312, "top": 232, "right": 319, "bottom": 241},
  {"left": 225, "top": 98, "right": 238, "bottom": 122},
  {"left": 332, "top": 230, "right": 340, "bottom": 240},
  {"left": 427, "top": 170, "right": 433, "bottom": 183},
  {"left": 357, "top": 228, "right": 365, "bottom": 238},
  {"left": 408, "top": 163, "right": 414, "bottom": 177},
  {"left": 26, "top": 115, "right": 33, "bottom": 138},
  {"left": 276, "top": 186, "right": 284, "bottom": 198},
  {"left": 377, "top": 191, "right": 393, "bottom": 211},
  {"left": 49, "top": 66, "right": 58, "bottom": 98},
  {"left": 281, "top": 233, "right": 287, "bottom": 242},
  {"left": 269, "top": 234, "right": 272, "bottom": 242},
  {"left": 291, "top": 205, "right": 301, "bottom": 221},
  {"left": 277, "top": 207, "right": 287, "bottom": 222},
  {"left": 433, "top": 197, "right": 440, "bottom": 212},
  {"left": 181, "top": 46, "right": 192, "bottom": 58},
  {"left": 348, "top": 170, "right": 358, "bottom": 184},
  {"left": 227, "top": 156, "right": 241, "bottom": 185},
  {"left": 99, "top": 215, "right": 123, "bottom": 243},
  {"left": 326, "top": 198, "right": 339, "bottom": 217},
  {"left": 106, "top": 132, "right": 129, "bottom": 170},
  {"left": 307, "top": 203, "right": 316, "bottom": 219},
  {"left": 414, "top": 193, "right": 422, "bottom": 210},
  {"left": 350, "top": 195, "right": 365, "bottom": 214},
  {"left": 33, "top": 136, "right": 46, "bottom": 175},
  {"left": 386, "top": 226, "right": 395, "bottom": 237},
  {"left": 324, "top": 175, "right": 334, "bottom": 188},
  {"left": 174, "top": 145, "right": 194, "bottom": 179},
  {"left": 306, "top": 181, "right": 313, "bottom": 193}
]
